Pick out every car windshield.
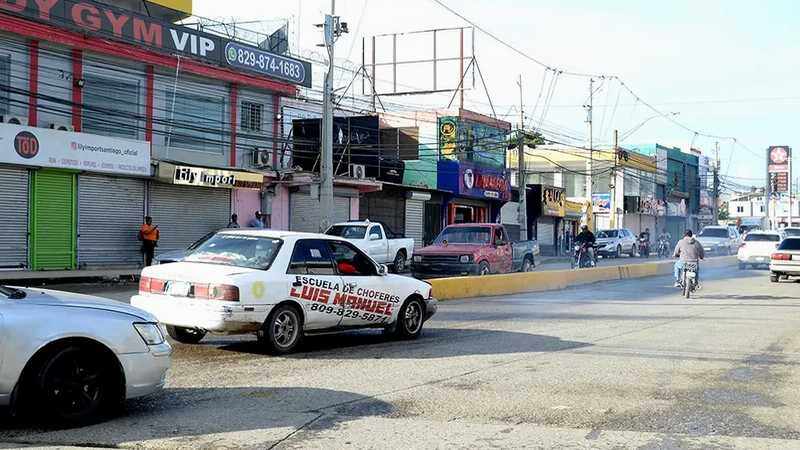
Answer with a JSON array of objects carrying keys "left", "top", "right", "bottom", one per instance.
[
  {"left": 778, "top": 238, "right": 800, "bottom": 251},
  {"left": 326, "top": 225, "right": 367, "bottom": 239},
  {"left": 187, "top": 231, "right": 216, "bottom": 251},
  {"left": 184, "top": 234, "right": 283, "bottom": 269},
  {"left": 435, "top": 226, "right": 491, "bottom": 244},
  {"left": 745, "top": 234, "right": 780, "bottom": 242},
  {"left": 783, "top": 228, "right": 800, "bottom": 237},
  {"left": 597, "top": 230, "right": 618, "bottom": 238},
  {"left": 699, "top": 228, "right": 728, "bottom": 238}
]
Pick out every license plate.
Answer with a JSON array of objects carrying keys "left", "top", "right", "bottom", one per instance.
[
  {"left": 704, "top": 247, "right": 711, "bottom": 251},
  {"left": 167, "top": 281, "right": 191, "bottom": 297},
  {"left": 793, "top": 255, "right": 800, "bottom": 261}
]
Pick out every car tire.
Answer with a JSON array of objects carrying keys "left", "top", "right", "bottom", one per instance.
[
  {"left": 615, "top": 245, "right": 622, "bottom": 259},
  {"left": 259, "top": 304, "right": 303, "bottom": 355},
  {"left": 478, "top": 261, "right": 491, "bottom": 276},
  {"left": 393, "top": 251, "right": 407, "bottom": 273},
  {"left": 630, "top": 245, "right": 637, "bottom": 257},
  {"left": 738, "top": 262, "right": 746, "bottom": 270},
  {"left": 166, "top": 326, "right": 206, "bottom": 344},
  {"left": 770, "top": 273, "right": 780, "bottom": 283},
  {"left": 521, "top": 256, "right": 534, "bottom": 272},
  {"left": 24, "top": 344, "right": 121, "bottom": 425},
  {"left": 393, "top": 297, "right": 425, "bottom": 340}
]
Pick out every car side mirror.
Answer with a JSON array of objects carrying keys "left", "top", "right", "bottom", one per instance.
[
  {"left": 494, "top": 238, "right": 503, "bottom": 246},
  {"left": 378, "top": 264, "right": 388, "bottom": 276},
  {"left": 369, "top": 234, "right": 381, "bottom": 241}
]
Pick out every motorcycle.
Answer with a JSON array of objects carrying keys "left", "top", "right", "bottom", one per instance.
[
  {"left": 677, "top": 262, "right": 699, "bottom": 299},
  {"left": 638, "top": 237, "right": 650, "bottom": 258},
  {"left": 657, "top": 238, "right": 670, "bottom": 258},
  {"left": 571, "top": 243, "right": 596, "bottom": 269}
]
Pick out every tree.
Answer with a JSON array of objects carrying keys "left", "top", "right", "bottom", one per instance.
[{"left": 718, "top": 202, "right": 729, "bottom": 221}]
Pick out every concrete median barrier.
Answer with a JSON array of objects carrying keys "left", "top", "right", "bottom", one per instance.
[{"left": 430, "top": 256, "right": 736, "bottom": 301}]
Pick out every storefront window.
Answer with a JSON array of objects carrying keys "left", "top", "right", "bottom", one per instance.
[
  {"left": 83, "top": 74, "right": 139, "bottom": 139},
  {"left": 168, "top": 91, "right": 224, "bottom": 153}
]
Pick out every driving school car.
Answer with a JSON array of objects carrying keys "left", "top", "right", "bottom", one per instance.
[{"left": 131, "top": 230, "right": 437, "bottom": 354}]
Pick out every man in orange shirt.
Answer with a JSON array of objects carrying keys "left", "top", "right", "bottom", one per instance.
[{"left": 139, "top": 216, "right": 160, "bottom": 266}]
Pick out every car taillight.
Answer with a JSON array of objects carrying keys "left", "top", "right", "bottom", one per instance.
[
  {"left": 138, "top": 277, "right": 166, "bottom": 294},
  {"left": 193, "top": 284, "right": 239, "bottom": 301},
  {"left": 772, "top": 253, "right": 791, "bottom": 261}
]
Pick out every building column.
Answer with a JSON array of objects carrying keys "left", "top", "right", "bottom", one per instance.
[
  {"left": 27, "top": 39, "right": 38, "bottom": 126},
  {"left": 70, "top": 48, "right": 82, "bottom": 131}
]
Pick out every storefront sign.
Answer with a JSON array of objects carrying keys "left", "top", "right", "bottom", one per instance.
[
  {"left": 767, "top": 146, "right": 791, "bottom": 195},
  {"left": 157, "top": 162, "right": 263, "bottom": 189},
  {"left": 0, "top": 123, "right": 150, "bottom": 175},
  {"left": 0, "top": 0, "right": 312, "bottom": 87},
  {"left": 592, "top": 193, "right": 611, "bottom": 213},
  {"left": 457, "top": 162, "right": 510, "bottom": 201},
  {"left": 541, "top": 185, "right": 565, "bottom": 217}
]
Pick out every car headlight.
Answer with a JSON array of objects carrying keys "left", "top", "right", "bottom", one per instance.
[
  {"left": 134, "top": 322, "right": 165, "bottom": 345},
  {"left": 459, "top": 255, "right": 472, "bottom": 263},
  {"left": 413, "top": 255, "right": 422, "bottom": 263}
]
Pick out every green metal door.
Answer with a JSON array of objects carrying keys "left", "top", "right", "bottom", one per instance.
[{"left": 30, "top": 170, "right": 77, "bottom": 270}]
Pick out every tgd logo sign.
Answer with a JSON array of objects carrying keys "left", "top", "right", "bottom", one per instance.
[{"left": 14, "top": 131, "right": 39, "bottom": 159}]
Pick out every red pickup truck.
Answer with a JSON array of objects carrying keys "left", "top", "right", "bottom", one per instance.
[{"left": 411, "top": 223, "right": 540, "bottom": 278}]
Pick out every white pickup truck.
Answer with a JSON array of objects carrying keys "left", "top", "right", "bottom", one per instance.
[{"left": 326, "top": 221, "right": 415, "bottom": 273}]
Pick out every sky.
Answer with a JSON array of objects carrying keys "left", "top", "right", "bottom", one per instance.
[{"left": 193, "top": 0, "right": 799, "bottom": 188}]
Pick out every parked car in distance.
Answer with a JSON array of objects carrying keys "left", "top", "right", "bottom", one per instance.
[
  {"left": 0, "top": 285, "right": 171, "bottom": 424},
  {"left": 326, "top": 221, "right": 414, "bottom": 273},
  {"left": 737, "top": 231, "right": 781, "bottom": 269},
  {"left": 411, "top": 223, "right": 539, "bottom": 278},
  {"left": 132, "top": 230, "right": 437, "bottom": 354},
  {"left": 595, "top": 228, "right": 638, "bottom": 258},
  {"left": 153, "top": 231, "right": 216, "bottom": 265},
  {"left": 780, "top": 227, "right": 800, "bottom": 240},
  {"left": 769, "top": 237, "right": 800, "bottom": 282},
  {"left": 697, "top": 226, "right": 739, "bottom": 255}
]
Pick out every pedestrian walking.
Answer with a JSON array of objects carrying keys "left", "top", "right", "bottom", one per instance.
[
  {"left": 139, "top": 216, "right": 159, "bottom": 267},
  {"left": 227, "top": 213, "right": 240, "bottom": 228},
  {"left": 248, "top": 211, "right": 264, "bottom": 228}
]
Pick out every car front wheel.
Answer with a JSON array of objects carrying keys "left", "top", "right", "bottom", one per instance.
[
  {"left": 166, "top": 326, "right": 206, "bottom": 344},
  {"left": 394, "top": 298, "right": 425, "bottom": 340},
  {"left": 260, "top": 304, "right": 303, "bottom": 354}
]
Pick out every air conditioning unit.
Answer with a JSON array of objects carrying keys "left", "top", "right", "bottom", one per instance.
[
  {"left": 349, "top": 163, "right": 366, "bottom": 179},
  {"left": 49, "top": 122, "right": 75, "bottom": 132},
  {"left": 252, "top": 148, "right": 273, "bottom": 168},
  {"left": 0, "top": 115, "right": 27, "bottom": 126}
]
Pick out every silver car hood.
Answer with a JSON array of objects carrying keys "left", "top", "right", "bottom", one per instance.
[{"left": 13, "top": 288, "right": 153, "bottom": 321}]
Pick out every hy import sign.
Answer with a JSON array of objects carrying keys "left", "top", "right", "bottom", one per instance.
[
  {"left": 0, "top": 123, "right": 150, "bottom": 175},
  {"left": 156, "top": 162, "right": 263, "bottom": 190}
]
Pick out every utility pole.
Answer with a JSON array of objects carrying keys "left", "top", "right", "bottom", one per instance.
[
  {"left": 788, "top": 151, "right": 793, "bottom": 227},
  {"left": 713, "top": 141, "right": 720, "bottom": 226},
  {"left": 610, "top": 129, "right": 618, "bottom": 228},
  {"left": 319, "top": 1, "right": 347, "bottom": 232},
  {"left": 516, "top": 74, "right": 527, "bottom": 240},
  {"left": 585, "top": 78, "right": 594, "bottom": 210}
]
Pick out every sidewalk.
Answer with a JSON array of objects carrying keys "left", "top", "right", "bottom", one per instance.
[{"left": 0, "top": 267, "right": 140, "bottom": 283}]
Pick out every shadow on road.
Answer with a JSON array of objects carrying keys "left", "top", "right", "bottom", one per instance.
[
  {"left": 0, "top": 386, "right": 392, "bottom": 446},
  {"left": 218, "top": 327, "right": 591, "bottom": 359}
]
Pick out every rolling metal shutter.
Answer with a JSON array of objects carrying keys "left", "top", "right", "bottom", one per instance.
[
  {"left": 537, "top": 217, "right": 554, "bottom": 245},
  {"left": 290, "top": 193, "right": 351, "bottom": 233},
  {"left": 78, "top": 174, "right": 145, "bottom": 268},
  {"left": 0, "top": 167, "right": 28, "bottom": 268},
  {"left": 149, "top": 183, "right": 231, "bottom": 254},
  {"left": 359, "top": 193, "right": 405, "bottom": 234},
  {"left": 404, "top": 199, "right": 424, "bottom": 249}
]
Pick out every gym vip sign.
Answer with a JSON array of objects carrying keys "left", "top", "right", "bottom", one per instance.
[{"left": 157, "top": 162, "right": 263, "bottom": 190}]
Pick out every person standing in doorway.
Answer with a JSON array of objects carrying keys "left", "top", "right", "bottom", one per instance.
[
  {"left": 248, "top": 211, "right": 264, "bottom": 228},
  {"left": 139, "top": 216, "right": 159, "bottom": 267},
  {"left": 227, "top": 214, "right": 240, "bottom": 228}
]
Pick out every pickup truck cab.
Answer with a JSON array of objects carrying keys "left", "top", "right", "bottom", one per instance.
[
  {"left": 131, "top": 230, "right": 437, "bottom": 354},
  {"left": 411, "top": 223, "right": 539, "bottom": 278},
  {"left": 326, "top": 221, "right": 414, "bottom": 273}
]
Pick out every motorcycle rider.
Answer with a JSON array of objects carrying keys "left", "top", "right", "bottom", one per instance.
[
  {"left": 638, "top": 227, "right": 652, "bottom": 256},
  {"left": 673, "top": 229, "right": 705, "bottom": 288},
  {"left": 657, "top": 228, "right": 672, "bottom": 256},
  {"left": 575, "top": 224, "right": 597, "bottom": 265}
]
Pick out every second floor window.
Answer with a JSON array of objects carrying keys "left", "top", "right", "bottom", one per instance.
[
  {"left": 83, "top": 75, "right": 139, "bottom": 139},
  {"left": 169, "top": 91, "right": 224, "bottom": 153},
  {"left": 241, "top": 101, "right": 263, "bottom": 132}
]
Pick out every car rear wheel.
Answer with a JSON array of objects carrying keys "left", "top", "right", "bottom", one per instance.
[
  {"left": 393, "top": 251, "right": 407, "bottom": 273},
  {"left": 166, "top": 326, "right": 206, "bottom": 344},
  {"left": 738, "top": 262, "right": 746, "bottom": 270},
  {"left": 770, "top": 272, "right": 780, "bottom": 283},
  {"left": 630, "top": 245, "right": 637, "bottom": 257},
  {"left": 394, "top": 298, "right": 425, "bottom": 340},
  {"left": 27, "top": 344, "right": 120, "bottom": 425},
  {"left": 260, "top": 304, "right": 303, "bottom": 354},
  {"left": 521, "top": 256, "right": 534, "bottom": 272}
]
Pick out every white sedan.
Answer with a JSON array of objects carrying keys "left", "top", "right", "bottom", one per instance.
[
  {"left": 132, "top": 230, "right": 438, "bottom": 354},
  {"left": 0, "top": 286, "right": 171, "bottom": 424},
  {"left": 770, "top": 237, "right": 800, "bottom": 282},
  {"left": 737, "top": 231, "right": 781, "bottom": 269}
]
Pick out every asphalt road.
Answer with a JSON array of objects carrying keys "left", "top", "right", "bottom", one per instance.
[{"left": 3, "top": 262, "right": 800, "bottom": 449}]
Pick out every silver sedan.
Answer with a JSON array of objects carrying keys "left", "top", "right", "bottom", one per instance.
[{"left": 0, "top": 285, "right": 171, "bottom": 424}]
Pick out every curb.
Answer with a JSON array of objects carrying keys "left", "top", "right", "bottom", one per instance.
[{"left": 430, "top": 256, "right": 737, "bottom": 301}]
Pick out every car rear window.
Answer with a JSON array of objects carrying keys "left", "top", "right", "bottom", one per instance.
[
  {"left": 435, "top": 226, "right": 491, "bottom": 244},
  {"left": 598, "top": 230, "right": 618, "bottom": 238},
  {"left": 783, "top": 228, "right": 800, "bottom": 237},
  {"left": 744, "top": 234, "right": 780, "bottom": 242},
  {"left": 184, "top": 234, "right": 282, "bottom": 269},
  {"left": 699, "top": 228, "right": 728, "bottom": 238},
  {"left": 326, "top": 225, "right": 367, "bottom": 239},
  {"left": 778, "top": 238, "right": 800, "bottom": 250}
]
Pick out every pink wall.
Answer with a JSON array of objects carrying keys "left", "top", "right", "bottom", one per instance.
[
  {"left": 271, "top": 185, "right": 291, "bottom": 230},
  {"left": 233, "top": 189, "right": 261, "bottom": 225},
  {"left": 350, "top": 197, "right": 359, "bottom": 220}
]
